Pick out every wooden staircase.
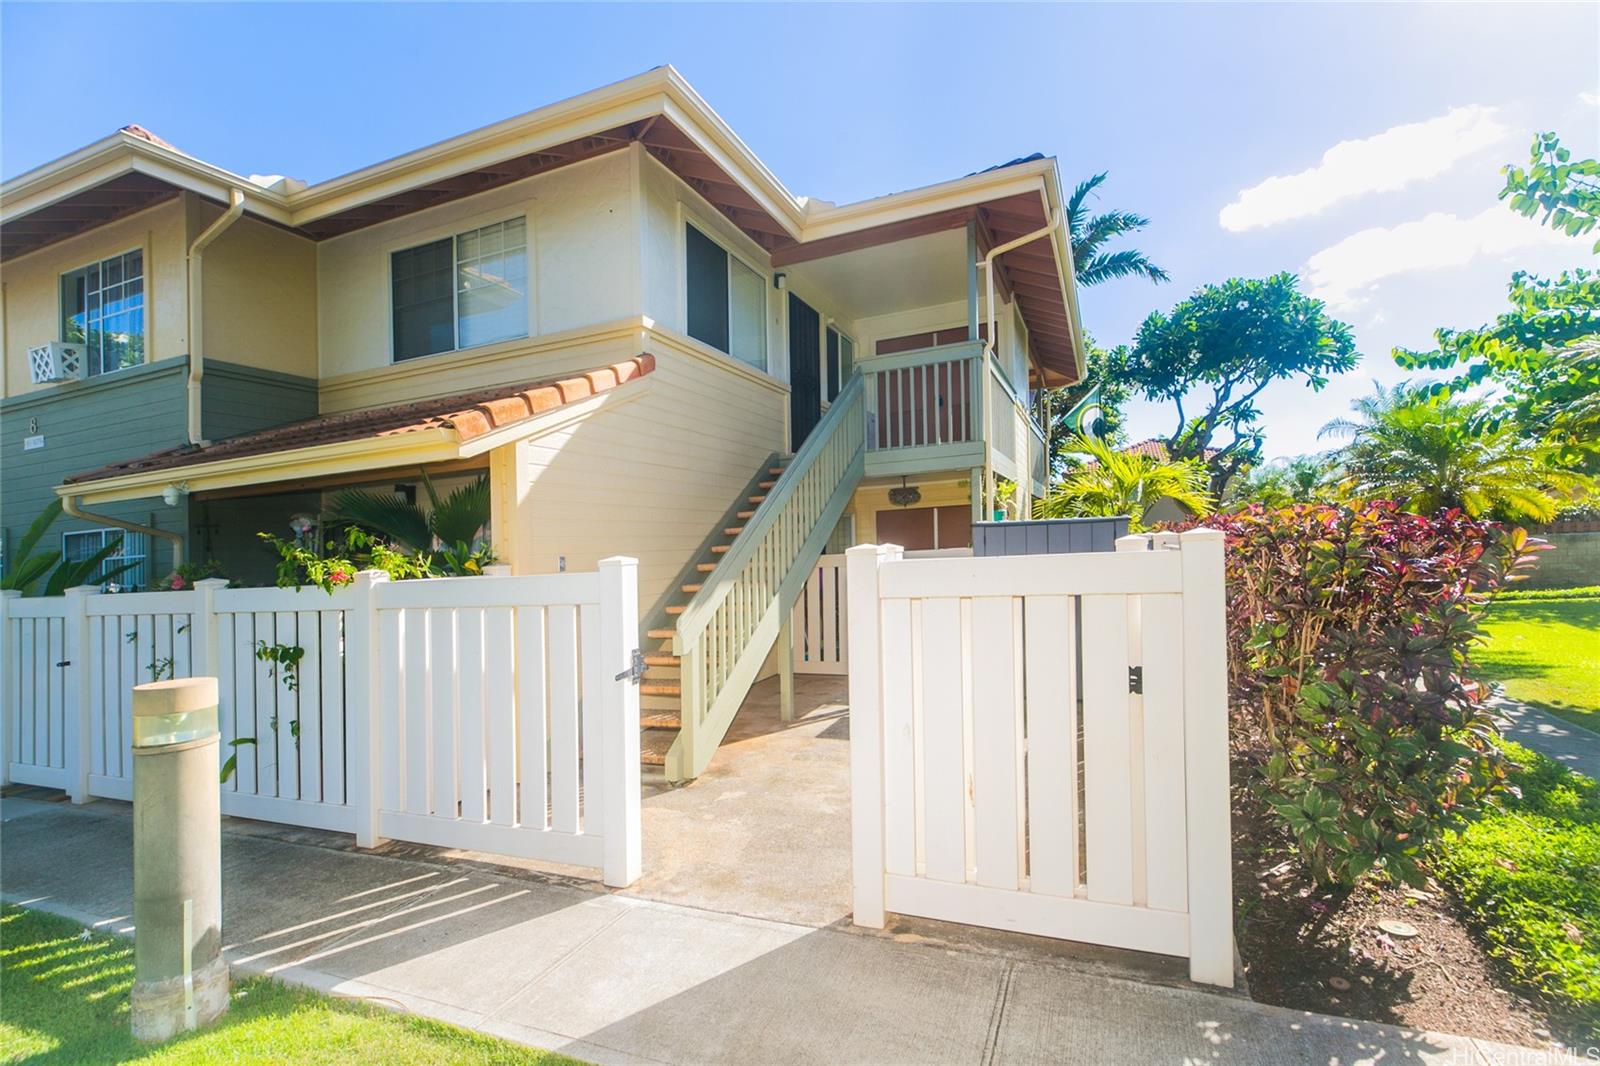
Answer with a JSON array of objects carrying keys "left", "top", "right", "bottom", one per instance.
[{"left": 637, "top": 457, "right": 790, "bottom": 772}]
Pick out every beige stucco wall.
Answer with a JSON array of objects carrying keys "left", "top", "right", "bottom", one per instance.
[
  {"left": 316, "top": 150, "right": 638, "bottom": 385},
  {"left": 496, "top": 334, "right": 788, "bottom": 620},
  {"left": 1, "top": 198, "right": 189, "bottom": 399},
  {"left": 195, "top": 204, "right": 318, "bottom": 379}
]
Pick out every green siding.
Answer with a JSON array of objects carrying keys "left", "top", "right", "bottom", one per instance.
[{"left": 0, "top": 357, "right": 316, "bottom": 588}]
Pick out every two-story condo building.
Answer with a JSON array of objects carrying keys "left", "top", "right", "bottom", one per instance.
[{"left": 1, "top": 67, "right": 1084, "bottom": 779}]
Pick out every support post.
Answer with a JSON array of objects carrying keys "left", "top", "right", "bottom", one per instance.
[
  {"left": 1178, "top": 528, "right": 1234, "bottom": 987},
  {"left": 598, "top": 556, "right": 642, "bottom": 887},
  {"left": 966, "top": 219, "right": 980, "bottom": 342},
  {"left": 63, "top": 584, "right": 99, "bottom": 803},
  {"left": 846, "top": 543, "right": 898, "bottom": 929},
  {"left": 778, "top": 612, "right": 795, "bottom": 724},
  {"left": 190, "top": 578, "right": 228, "bottom": 678},
  {"left": 0, "top": 589, "right": 15, "bottom": 788},
  {"left": 345, "top": 569, "right": 388, "bottom": 848},
  {"left": 970, "top": 468, "right": 984, "bottom": 526}
]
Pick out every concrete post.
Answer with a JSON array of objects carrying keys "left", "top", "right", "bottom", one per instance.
[{"left": 131, "top": 676, "right": 228, "bottom": 1040}]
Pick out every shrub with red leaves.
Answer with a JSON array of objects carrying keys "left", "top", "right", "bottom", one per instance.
[{"left": 1183, "top": 501, "right": 1542, "bottom": 886}]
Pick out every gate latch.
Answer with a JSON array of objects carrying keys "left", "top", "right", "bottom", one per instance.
[
  {"left": 1128, "top": 666, "right": 1144, "bottom": 695},
  {"left": 615, "top": 648, "right": 647, "bottom": 685}
]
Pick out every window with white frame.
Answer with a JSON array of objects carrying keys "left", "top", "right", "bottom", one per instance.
[
  {"left": 61, "top": 249, "right": 145, "bottom": 376},
  {"left": 684, "top": 221, "right": 766, "bottom": 370},
  {"left": 391, "top": 217, "right": 528, "bottom": 361},
  {"left": 62, "top": 529, "right": 148, "bottom": 589}
]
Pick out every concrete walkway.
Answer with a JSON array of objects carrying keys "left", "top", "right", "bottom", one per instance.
[
  {"left": 1, "top": 795, "right": 1573, "bottom": 1066},
  {"left": 1496, "top": 697, "right": 1600, "bottom": 778}
]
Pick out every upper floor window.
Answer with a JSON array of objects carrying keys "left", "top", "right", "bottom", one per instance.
[
  {"left": 392, "top": 217, "right": 528, "bottom": 361},
  {"left": 61, "top": 249, "right": 144, "bottom": 376},
  {"left": 684, "top": 222, "right": 765, "bottom": 370}
]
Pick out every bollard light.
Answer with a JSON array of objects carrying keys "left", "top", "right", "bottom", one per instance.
[{"left": 130, "top": 677, "right": 229, "bottom": 1042}]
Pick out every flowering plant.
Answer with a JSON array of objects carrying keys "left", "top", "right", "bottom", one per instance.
[{"left": 1184, "top": 501, "right": 1543, "bottom": 885}]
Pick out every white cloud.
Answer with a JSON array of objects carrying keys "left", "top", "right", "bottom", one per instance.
[
  {"left": 1219, "top": 106, "right": 1510, "bottom": 231},
  {"left": 1304, "top": 205, "right": 1572, "bottom": 310},
  {"left": 1581, "top": 90, "right": 1599, "bottom": 107}
]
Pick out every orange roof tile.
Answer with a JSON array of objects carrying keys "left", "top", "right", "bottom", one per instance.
[{"left": 63, "top": 354, "right": 654, "bottom": 486}]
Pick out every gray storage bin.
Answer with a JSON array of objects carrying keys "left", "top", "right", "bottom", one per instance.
[{"left": 971, "top": 516, "right": 1131, "bottom": 556}]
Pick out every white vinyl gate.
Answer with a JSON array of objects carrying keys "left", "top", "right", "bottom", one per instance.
[
  {"left": 845, "top": 531, "right": 1234, "bottom": 987},
  {"left": 1, "top": 560, "right": 642, "bottom": 886}
]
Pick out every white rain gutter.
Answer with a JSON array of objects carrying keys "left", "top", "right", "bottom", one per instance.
[
  {"left": 62, "top": 494, "right": 185, "bottom": 570},
  {"left": 186, "top": 188, "right": 246, "bottom": 446},
  {"left": 977, "top": 208, "right": 1062, "bottom": 518}
]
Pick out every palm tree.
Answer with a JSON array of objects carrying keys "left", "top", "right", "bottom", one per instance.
[
  {"left": 1066, "top": 173, "right": 1170, "bottom": 287},
  {"left": 1225, "top": 454, "right": 1340, "bottom": 509},
  {"left": 1319, "top": 384, "right": 1593, "bottom": 523},
  {"left": 327, "top": 473, "right": 492, "bottom": 571},
  {"left": 1035, "top": 435, "right": 1212, "bottom": 530}
]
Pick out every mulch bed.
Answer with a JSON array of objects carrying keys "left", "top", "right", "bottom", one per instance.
[{"left": 1231, "top": 782, "right": 1566, "bottom": 1049}]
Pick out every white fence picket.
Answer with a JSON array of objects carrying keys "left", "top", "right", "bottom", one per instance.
[
  {"left": 1, "top": 565, "right": 640, "bottom": 886},
  {"left": 848, "top": 532, "right": 1234, "bottom": 987}
]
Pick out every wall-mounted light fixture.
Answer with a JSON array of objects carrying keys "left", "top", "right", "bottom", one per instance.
[
  {"left": 161, "top": 482, "right": 190, "bottom": 507},
  {"left": 888, "top": 477, "right": 921, "bottom": 508}
]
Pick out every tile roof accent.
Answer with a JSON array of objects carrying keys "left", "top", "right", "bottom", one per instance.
[
  {"left": 63, "top": 354, "right": 654, "bottom": 486},
  {"left": 118, "top": 125, "right": 182, "bottom": 153},
  {"left": 1118, "top": 437, "right": 1221, "bottom": 462}
]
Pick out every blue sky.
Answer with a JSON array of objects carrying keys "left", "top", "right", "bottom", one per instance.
[{"left": 4, "top": 3, "right": 1595, "bottom": 457}]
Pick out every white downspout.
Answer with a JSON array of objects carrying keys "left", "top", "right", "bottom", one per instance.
[
  {"left": 186, "top": 189, "right": 246, "bottom": 446},
  {"left": 62, "top": 494, "right": 185, "bottom": 570},
  {"left": 978, "top": 208, "right": 1062, "bottom": 519}
]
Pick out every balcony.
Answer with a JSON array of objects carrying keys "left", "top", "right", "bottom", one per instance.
[{"left": 859, "top": 339, "right": 1047, "bottom": 497}]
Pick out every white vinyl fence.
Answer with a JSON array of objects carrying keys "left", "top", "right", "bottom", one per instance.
[
  {"left": 790, "top": 554, "right": 847, "bottom": 675},
  {"left": 846, "top": 530, "right": 1234, "bottom": 987},
  {"left": 1, "top": 559, "right": 642, "bottom": 887}
]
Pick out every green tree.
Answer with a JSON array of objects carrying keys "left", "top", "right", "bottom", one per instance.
[
  {"left": 1223, "top": 454, "right": 1340, "bottom": 509},
  {"left": 1500, "top": 130, "right": 1600, "bottom": 251},
  {"left": 1066, "top": 173, "right": 1169, "bottom": 287},
  {"left": 1395, "top": 269, "right": 1600, "bottom": 462},
  {"left": 1320, "top": 383, "right": 1593, "bottom": 524},
  {"left": 1120, "top": 273, "right": 1359, "bottom": 495},
  {"left": 0, "top": 500, "right": 136, "bottom": 596},
  {"left": 1035, "top": 435, "right": 1213, "bottom": 531}
]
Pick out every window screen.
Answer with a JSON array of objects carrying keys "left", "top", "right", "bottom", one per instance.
[
  {"left": 685, "top": 223, "right": 730, "bottom": 354},
  {"left": 392, "top": 238, "right": 455, "bottom": 360}
]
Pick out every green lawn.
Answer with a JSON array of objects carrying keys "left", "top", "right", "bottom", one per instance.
[
  {"left": 1477, "top": 593, "right": 1600, "bottom": 732},
  {"left": 1433, "top": 741, "right": 1600, "bottom": 1042},
  {"left": 0, "top": 905, "right": 580, "bottom": 1066}
]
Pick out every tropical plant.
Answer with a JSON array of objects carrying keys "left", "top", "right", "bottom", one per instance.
[
  {"left": 327, "top": 473, "right": 493, "bottom": 575},
  {"left": 1034, "top": 336, "right": 1133, "bottom": 471},
  {"left": 1119, "top": 273, "right": 1359, "bottom": 495},
  {"left": 1395, "top": 270, "right": 1600, "bottom": 465},
  {"left": 1035, "top": 435, "right": 1212, "bottom": 530},
  {"left": 1500, "top": 130, "right": 1600, "bottom": 251},
  {"left": 1320, "top": 383, "right": 1594, "bottom": 523},
  {"left": 1187, "top": 502, "right": 1541, "bottom": 886},
  {"left": 0, "top": 500, "right": 137, "bottom": 596},
  {"left": 1223, "top": 454, "right": 1340, "bottom": 509},
  {"left": 1065, "top": 173, "right": 1169, "bottom": 287}
]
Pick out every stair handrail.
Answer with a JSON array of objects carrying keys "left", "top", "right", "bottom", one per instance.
[{"left": 673, "top": 373, "right": 865, "bottom": 646}]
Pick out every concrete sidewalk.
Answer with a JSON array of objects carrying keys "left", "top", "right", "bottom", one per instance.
[
  {"left": 1, "top": 795, "right": 1572, "bottom": 1066},
  {"left": 1496, "top": 697, "right": 1600, "bottom": 779}
]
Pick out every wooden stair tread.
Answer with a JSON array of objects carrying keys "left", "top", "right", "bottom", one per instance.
[
  {"left": 737, "top": 510, "right": 756, "bottom": 519},
  {"left": 641, "top": 681, "right": 681, "bottom": 697},
  {"left": 710, "top": 544, "right": 729, "bottom": 554},
  {"left": 758, "top": 480, "right": 776, "bottom": 489},
  {"left": 640, "top": 710, "right": 681, "bottom": 730},
  {"left": 640, "top": 730, "right": 676, "bottom": 766},
  {"left": 748, "top": 494, "right": 767, "bottom": 503},
  {"left": 665, "top": 604, "right": 685, "bottom": 615},
  {"left": 647, "top": 627, "right": 675, "bottom": 639},
  {"left": 723, "top": 526, "right": 744, "bottom": 536},
  {"left": 696, "top": 562, "right": 716, "bottom": 572},
  {"left": 644, "top": 653, "right": 680, "bottom": 666},
  {"left": 681, "top": 583, "right": 702, "bottom": 594}
]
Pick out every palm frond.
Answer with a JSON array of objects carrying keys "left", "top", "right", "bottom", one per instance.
[
  {"left": 1075, "top": 250, "right": 1171, "bottom": 287},
  {"left": 43, "top": 536, "right": 123, "bottom": 596},
  {"left": 326, "top": 490, "right": 432, "bottom": 552},
  {"left": 429, "top": 475, "right": 491, "bottom": 549}
]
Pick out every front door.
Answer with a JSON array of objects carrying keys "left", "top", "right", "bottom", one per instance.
[{"left": 788, "top": 293, "right": 822, "bottom": 450}]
